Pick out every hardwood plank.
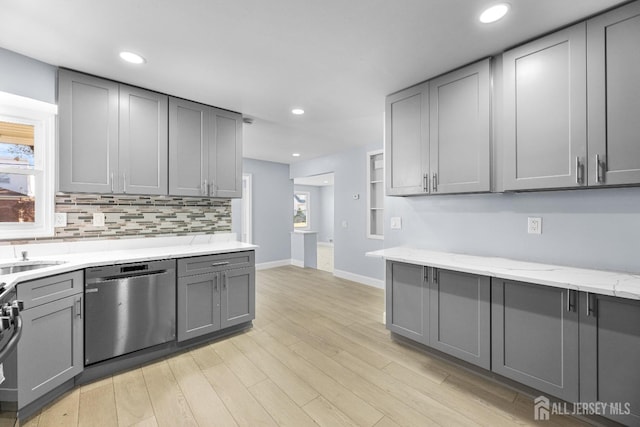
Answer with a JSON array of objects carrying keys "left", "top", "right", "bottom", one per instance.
[
  {"left": 129, "top": 417, "right": 159, "bottom": 427},
  {"left": 141, "top": 360, "right": 198, "bottom": 427},
  {"left": 211, "top": 338, "right": 267, "bottom": 387},
  {"left": 202, "top": 363, "right": 277, "bottom": 427},
  {"left": 36, "top": 388, "right": 80, "bottom": 427},
  {"left": 302, "top": 396, "right": 359, "bottom": 427},
  {"left": 188, "top": 342, "right": 224, "bottom": 370},
  {"left": 248, "top": 379, "right": 318, "bottom": 427},
  {"left": 113, "top": 368, "right": 155, "bottom": 427},
  {"left": 251, "top": 330, "right": 384, "bottom": 427},
  {"left": 80, "top": 376, "right": 113, "bottom": 394},
  {"left": 166, "top": 352, "right": 237, "bottom": 427},
  {"left": 78, "top": 383, "right": 118, "bottom": 427},
  {"left": 231, "top": 333, "right": 318, "bottom": 406},
  {"left": 374, "top": 417, "right": 402, "bottom": 427}
]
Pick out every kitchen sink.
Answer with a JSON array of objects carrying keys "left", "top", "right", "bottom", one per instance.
[{"left": 0, "top": 261, "right": 66, "bottom": 275}]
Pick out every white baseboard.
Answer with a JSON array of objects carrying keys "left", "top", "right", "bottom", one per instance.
[
  {"left": 256, "top": 259, "right": 293, "bottom": 270},
  {"left": 291, "top": 259, "right": 304, "bottom": 268},
  {"left": 333, "top": 269, "right": 384, "bottom": 289}
]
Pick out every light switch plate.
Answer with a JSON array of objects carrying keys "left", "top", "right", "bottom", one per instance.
[
  {"left": 528, "top": 217, "right": 542, "bottom": 234},
  {"left": 93, "top": 212, "right": 105, "bottom": 227},
  {"left": 390, "top": 217, "right": 402, "bottom": 230},
  {"left": 341, "top": 220, "right": 348, "bottom": 228},
  {"left": 54, "top": 212, "right": 67, "bottom": 227}
]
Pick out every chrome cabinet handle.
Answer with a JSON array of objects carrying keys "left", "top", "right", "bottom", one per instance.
[
  {"left": 210, "top": 180, "right": 217, "bottom": 197},
  {"left": 595, "top": 154, "right": 605, "bottom": 184},
  {"left": 110, "top": 172, "right": 115, "bottom": 193},
  {"left": 433, "top": 268, "right": 438, "bottom": 285},
  {"left": 423, "top": 174, "right": 428, "bottom": 192},
  {"left": 423, "top": 267, "right": 428, "bottom": 283},
  {"left": 122, "top": 172, "right": 127, "bottom": 193},
  {"left": 222, "top": 272, "right": 227, "bottom": 290},
  {"left": 211, "top": 261, "right": 230, "bottom": 267},
  {"left": 586, "top": 293, "right": 595, "bottom": 317},
  {"left": 566, "top": 289, "right": 576, "bottom": 312},
  {"left": 203, "top": 179, "right": 208, "bottom": 196},
  {"left": 575, "top": 157, "right": 584, "bottom": 185},
  {"left": 214, "top": 273, "right": 219, "bottom": 292},
  {"left": 76, "top": 297, "right": 82, "bottom": 318},
  {"left": 432, "top": 173, "right": 438, "bottom": 192}
]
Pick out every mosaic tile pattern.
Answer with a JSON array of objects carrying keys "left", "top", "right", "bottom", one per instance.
[{"left": 1, "top": 193, "right": 232, "bottom": 244}]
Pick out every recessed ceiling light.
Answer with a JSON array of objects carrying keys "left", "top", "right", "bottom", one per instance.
[
  {"left": 292, "top": 153, "right": 301, "bottom": 157},
  {"left": 479, "top": 3, "right": 510, "bottom": 23},
  {"left": 119, "top": 51, "right": 146, "bottom": 64},
  {"left": 291, "top": 108, "right": 305, "bottom": 115},
  {"left": 323, "top": 180, "right": 329, "bottom": 184}
]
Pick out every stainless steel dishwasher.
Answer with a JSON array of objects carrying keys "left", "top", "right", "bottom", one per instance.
[{"left": 84, "top": 259, "right": 176, "bottom": 365}]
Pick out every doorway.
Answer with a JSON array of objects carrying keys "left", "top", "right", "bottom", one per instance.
[{"left": 293, "top": 173, "right": 334, "bottom": 272}]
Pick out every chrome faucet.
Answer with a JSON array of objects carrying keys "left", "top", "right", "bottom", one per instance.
[{"left": 21, "top": 251, "right": 28, "bottom": 261}]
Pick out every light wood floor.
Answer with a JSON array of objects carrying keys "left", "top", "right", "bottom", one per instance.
[{"left": 9, "top": 266, "right": 594, "bottom": 427}]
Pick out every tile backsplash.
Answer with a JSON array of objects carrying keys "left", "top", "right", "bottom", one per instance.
[{"left": 4, "top": 193, "right": 232, "bottom": 244}]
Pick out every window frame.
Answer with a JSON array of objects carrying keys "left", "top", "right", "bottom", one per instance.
[
  {"left": 293, "top": 191, "right": 311, "bottom": 230},
  {"left": 0, "top": 91, "right": 56, "bottom": 239}
]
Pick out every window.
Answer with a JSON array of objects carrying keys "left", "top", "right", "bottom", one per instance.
[
  {"left": 293, "top": 191, "right": 310, "bottom": 230},
  {"left": 0, "top": 91, "right": 56, "bottom": 239}
]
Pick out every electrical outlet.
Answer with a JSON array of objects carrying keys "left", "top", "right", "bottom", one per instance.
[
  {"left": 93, "top": 212, "right": 105, "bottom": 227},
  {"left": 54, "top": 212, "right": 67, "bottom": 227},
  {"left": 528, "top": 217, "right": 542, "bottom": 234},
  {"left": 390, "top": 217, "right": 402, "bottom": 230}
]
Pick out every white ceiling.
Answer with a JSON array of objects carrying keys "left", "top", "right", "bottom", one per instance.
[{"left": 0, "top": 0, "right": 627, "bottom": 164}]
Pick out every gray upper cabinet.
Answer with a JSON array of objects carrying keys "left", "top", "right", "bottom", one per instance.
[
  {"left": 169, "top": 98, "right": 243, "bottom": 198},
  {"left": 385, "top": 261, "right": 428, "bottom": 344},
  {"left": 429, "top": 59, "right": 491, "bottom": 194},
  {"left": 579, "top": 293, "right": 640, "bottom": 426},
  {"left": 119, "top": 85, "right": 168, "bottom": 195},
  {"left": 503, "top": 24, "right": 587, "bottom": 191},
  {"left": 385, "top": 82, "right": 430, "bottom": 196},
  {"left": 492, "top": 279, "right": 579, "bottom": 402},
  {"left": 58, "top": 69, "right": 119, "bottom": 193},
  {"left": 587, "top": 1, "right": 640, "bottom": 187},
  {"left": 58, "top": 69, "right": 169, "bottom": 195},
  {"left": 169, "top": 98, "right": 209, "bottom": 196},
  {"left": 429, "top": 269, "right": 490, "bottom": 369}
]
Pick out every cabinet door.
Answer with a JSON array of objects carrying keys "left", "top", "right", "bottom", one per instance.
[
  {"left": 220, "top": 267, "right": 255, "bottom": 328},
  {"left": 169, "top": 98, "right": 209, "bottom": 196},
  {"left": 503, "top": 24, "right": 587, "bottom": 190},
  {"left": 18, "top": 294, "right": 83, "bottom": 408},
  {"left": 429, "top": 59, "right": 491, "bottom": 194},
  {"left": 210, "top": 108, "right": 243, "bottom": 198},
  {"left": 580, "top": 293, "right": 640, "bottom": 426},
  {"left": 177, "top": 273, "right": 220, "bottom": 341},
  {"left": 119, "top": 86, "right": 168, "bottom": 195},
  {"left": 429, "top": 269, "right": 490, "bottom": 369},
  {"left": 492, "top": 279, "right": 579, "bottom": 401},
  {"left": 385, "top": 261, "right": 428, "bottom": 344},
  {"left": 385, "top": 82, "right": 430, "bottom": 196},
  {"left": 587, "top": 1, "right": 640, "bottom": 187},
  {"left": 58, "top": 69, "right": 119, "bottom": 193}
]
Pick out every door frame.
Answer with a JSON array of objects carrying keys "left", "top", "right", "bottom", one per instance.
[{"left": 241, "top": 173, "right": 253, "bottom": 243}]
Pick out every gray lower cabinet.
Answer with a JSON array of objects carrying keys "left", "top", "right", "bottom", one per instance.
[
  {"left": 177, "top": 252, "right": 255, "bottom": 342},
  {"left": 429, "top": 269, "right": 490, "bottom": 369},
  {"left": 169, "top": 98, "right": 243, "bottom": 198},
  {"left": 587, "top": 1, "right": 640, "bottom": 187},
  {"left": 58, "top": 69, "right": 168, "bottom": 195},
  {"left": 491, "top": 279, "right": 579, "bottom": 402},
  {"left": 579, "top": 293, "right": 640, "bottom": 426},
  {"left": 385, "top": 83, "right": 430, "bottom": 196},
  {"left": 16, "top": 272, "right": 84, "bottom": 409},
  {"left": 503, "top": 23, "right": 587, "bottom": 191},
  {"left": 429, "top": 59, "right": 491, "bottom": 194},
  {"left": 386, "top": 261, "right": 428, "bottom": 344}
]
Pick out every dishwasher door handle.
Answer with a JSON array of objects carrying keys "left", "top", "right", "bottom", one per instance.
[{"left": 88, "top": 270, "right": 169, "bottom": 284}]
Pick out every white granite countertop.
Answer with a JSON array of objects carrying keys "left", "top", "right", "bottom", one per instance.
[
  {"left": 367, "top": 247, "right": 640, "bottom": 300},
  {"left": 0, "top": 234, "right": 257, "bottom": 296}
]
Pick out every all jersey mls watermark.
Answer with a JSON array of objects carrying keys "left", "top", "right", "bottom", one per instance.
[{"left": 534, "top": 395, "right": 632, "bottom": 421}]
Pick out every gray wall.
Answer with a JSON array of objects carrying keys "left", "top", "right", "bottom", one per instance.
[
  {"left": 319, "top": 185, "right": 334, "bottom": 243},
  {"left": 0, "top": 47, "right": 56, "bottom": 103},
  {"left": 233, "top": 158, "right": 293, "bottom": 265},
  {"left": 290, "top": 144, "right": 385, "bottom": 282},
  {"left": 385, "top": 187, "right": 640, "bottom": 273}
]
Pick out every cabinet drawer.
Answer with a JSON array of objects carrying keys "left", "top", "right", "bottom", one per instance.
[
  {"left": 17, "top": 270, "right": 84, "bottom": 309},
  {"left": 178, "top": 251, "right": 255, "bottom": 277}
]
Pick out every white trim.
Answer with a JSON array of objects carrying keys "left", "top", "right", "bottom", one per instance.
[
  {"left": 333, "top": 269, "right": 384, "bottom": 289},
  {"left": 241, "top": 173, "right": 252, "bottom": 244},
  {"left": 291, "top": 259, "right": 304, "bottom": 268},
  {"left": 256, "top": 259, "right": 293, "bottom": 270}
]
